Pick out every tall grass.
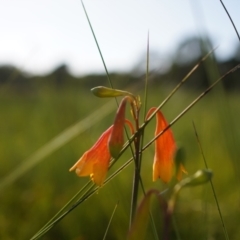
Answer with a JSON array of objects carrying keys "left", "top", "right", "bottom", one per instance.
[
  {"left": 0, "top": 1, "right": 240, "bottom": 240},
  {"left": 1, "top": 80, "right": 240, "bottom": 239}
]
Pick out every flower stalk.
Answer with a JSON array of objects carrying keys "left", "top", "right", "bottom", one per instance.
[{"left": 70, "top": 86, "right": 186, "bottom": 229}]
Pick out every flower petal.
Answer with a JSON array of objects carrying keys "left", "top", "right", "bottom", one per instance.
[
  {"left": 69, "top": 126, "right": 113, "bottom": 186},
  {"left": 108, "top": 97, "right": 130, "bottom": 158},
  {"left": 146, "top": 108, "right": 176, "bottom": 183}
]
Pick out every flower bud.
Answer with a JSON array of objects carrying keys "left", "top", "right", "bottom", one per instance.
[{"left": 91, "top": 86, "right": 134, "bottom": 98}]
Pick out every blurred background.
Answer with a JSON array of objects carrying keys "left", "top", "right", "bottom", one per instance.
[{"left": 1, "top": 0, "right": 240, "bottom": 239}]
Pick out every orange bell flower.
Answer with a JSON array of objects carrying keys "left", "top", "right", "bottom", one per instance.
[
  {"left": 69, "top": 126, "right": 113, "bottom": 186},
  {"left": 146, "top": 107, "right": 179, "bottom": 183},
  {"left": 108, "top": 96, "right": 129, "bottom": 158}
]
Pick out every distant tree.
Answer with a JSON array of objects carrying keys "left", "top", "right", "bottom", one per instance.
[
  {"left": 0, "top": 65, "right": 35, "bottom": 94},
  {"left": 234, "top": 44, "right": 240, "bottom": 61},
  {"left": 165, "top": 36, "right": 214, "bottom": 89},
  {"left": 218, "top": 43, "right": 240, "bottom": 90},
  {"left": 49, "top": 64, "right": 70, "bottom": 87},
  {"left": 0, "top": 65, "right": 17, "bottom": 84},
  {"left": 175, "top": 37, "right": 201, "bottom": 65},
  {"left": 131, "top": 50, "right": 171, "bottom": 75}
]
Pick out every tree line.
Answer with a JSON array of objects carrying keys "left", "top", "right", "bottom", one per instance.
[{"left": 0, "top": 36, "right": 239, "bottom": 94}]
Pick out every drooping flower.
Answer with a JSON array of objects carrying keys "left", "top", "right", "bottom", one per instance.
[
  {"left": 71, "top": 85, "right": 185, "bottom": 186},
  {"left": 108, "top": 96, "right": 131, "bottom": 158},
  {"left": 69, "top": 126, "right": 113, "bottom": 186},
  {"left": 69, "top": 97, "right": 135, "bottom": 186},
  {"left": 146, "top": 107, "right": 183, "bottom": 183}
]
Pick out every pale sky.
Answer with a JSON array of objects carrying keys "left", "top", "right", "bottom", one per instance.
[{"left": 0, "top": 0, "right": 239, "bottom": 76}]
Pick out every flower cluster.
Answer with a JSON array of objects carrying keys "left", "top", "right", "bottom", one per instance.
[{"left": 70, "top": 87, "right": 186, "bottom": 186}]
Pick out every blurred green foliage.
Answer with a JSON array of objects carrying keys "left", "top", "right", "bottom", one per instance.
[
  {"left": 1, "top": 37, "right": 240, "bottom": 239},
  {"left": 1, "top": 77, "right": 240, "bottom": 239}
]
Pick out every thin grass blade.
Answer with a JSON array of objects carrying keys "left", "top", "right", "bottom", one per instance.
[
  {"left": 102, "top": 201, "right": 119, "bottom": 240},
  {"left": 142, "top": 64, "right": 240, "bottom": 151},
  {"left": 192, "top": 122, "right": 229, "bottom": 240},
  {"left": 0, "top": 101, "right": 115, "bottom": 192},
  {"left": 81, "top": 0, "right": 113, "bottom": 88}
]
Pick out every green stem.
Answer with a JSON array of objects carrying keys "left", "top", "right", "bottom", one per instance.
[
  {"left": 130, "top": 132, "right": 142, "bottom": 227},
  {"left": 130, "top": 107, "right": 142, "bottom": 227}
]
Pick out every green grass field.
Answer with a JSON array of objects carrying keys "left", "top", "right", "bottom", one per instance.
[{"left": 1, "top": 81, "right": 240, "bottom": 239}]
